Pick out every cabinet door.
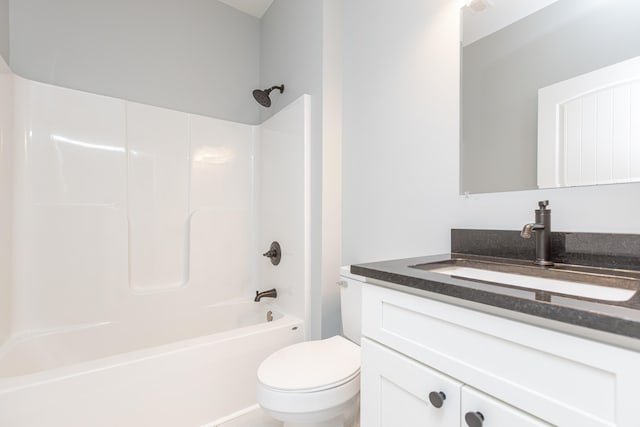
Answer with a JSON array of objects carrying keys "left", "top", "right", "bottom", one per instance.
[
  {"left": 361, "top": 338, "right": 461, "bottom": 427},
  {"left": 461, "top": 386, "right": 552, "bottom": 427}
]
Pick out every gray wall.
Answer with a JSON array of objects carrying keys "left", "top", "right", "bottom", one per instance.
[
  {"left": 261, "top": 0, "right": 325, "bottom": 338},
  {"left": 462, "top": 0, "right": 640, "bottom": 194},
  {"left": 0, "top": 0, "right": 8, "bottom": 63},
  {"left": 10, "top": 0, "right": 261, "bottom": 124},
  {"left": 260, "top": 0, "right": 323, "bottom": 123}
]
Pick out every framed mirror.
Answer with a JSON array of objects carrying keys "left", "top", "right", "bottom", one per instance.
[{"left": 460, "top": 0, "right": 640, "bottom": 194}]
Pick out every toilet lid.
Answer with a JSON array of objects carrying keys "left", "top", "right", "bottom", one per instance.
[{"left": 258, "top": 335, "right": 361, "bottom": 392}]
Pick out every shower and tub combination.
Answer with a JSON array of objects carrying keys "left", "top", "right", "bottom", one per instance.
[
  {"left": 0, "top": 302, "right": 302, "bottom": 426},
  {"left": 0, "top": 59, "right": 311, "bottom": 426}
]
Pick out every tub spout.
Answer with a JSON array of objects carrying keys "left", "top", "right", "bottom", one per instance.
[{"left": 255, "top": 288, "right": 277, "bottom": 302}]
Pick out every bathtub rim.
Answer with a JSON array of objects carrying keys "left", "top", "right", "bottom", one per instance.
[{"left": 0, "top": 304, "right": 302, "bottom": 392}]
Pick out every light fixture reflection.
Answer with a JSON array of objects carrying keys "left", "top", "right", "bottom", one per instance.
[
  {"left": 51, "top": 134, "right": 125, "bottom": 153},
  {"left": 194, "top": 147, "right": 235, "bottom": 165},
  {"left": 465, "top": 0, "right": 491, "bottom": 12}
]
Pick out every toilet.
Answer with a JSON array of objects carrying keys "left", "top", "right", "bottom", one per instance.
[{"left": 256, "top": 268, "right": 362, "bottom": 427}]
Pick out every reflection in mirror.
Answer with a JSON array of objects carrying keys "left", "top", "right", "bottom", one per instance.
[
  {"left": 538, "top": 56, "right": 640, "bottom": 188},
  {"left": 460, "top": 0, "right": 640, "bottom": 194}
]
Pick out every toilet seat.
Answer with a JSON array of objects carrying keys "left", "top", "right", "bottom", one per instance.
[
  {"left": 257, "top": 371, "right": 360, "bottom": 416},
  {"left": 257, "top": 335, "right": 361, "bottom": 393}
]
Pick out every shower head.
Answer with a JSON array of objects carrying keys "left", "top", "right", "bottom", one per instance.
[{"left": 253, "top": 85, "right": 284, "bottom": 107}]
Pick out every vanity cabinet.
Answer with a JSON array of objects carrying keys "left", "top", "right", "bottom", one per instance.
[
  {"left": 362, "top": 338, "right": 549, "bottom": 427},
  {"left": 361, "top": 337, "right": 461, "bottom": 427},
  {"left": 361, "top": 283, "right": 640, "bottom": 427},
  {"left": 460, "top": 384, "right": 549, "bottom": 427}
]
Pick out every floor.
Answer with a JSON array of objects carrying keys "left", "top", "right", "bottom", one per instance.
[{"left": 217, "top": 407, "right": 282, "bottom": 427}]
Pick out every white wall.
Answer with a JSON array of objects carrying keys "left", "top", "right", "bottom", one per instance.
[
  {"left": 455, "top": 183, "right": 640, "bottom": 234},
  {"left": 260, "top": 0, "right": 343, "bottom": 338},
  {"left": 342, "top": 0, "right": 640, "bottom": 266},
  {"left": 9, "top": 0, "right": 261, "bottom": 124},
  {"left": 320, "top": 0, "right": 343, "bottom": 339},
  {"left": 0, "top": 57, "right": 12, "bottom": 343},
  {"left": 342, "top": 0, "right": 460, "bottom": 265}
]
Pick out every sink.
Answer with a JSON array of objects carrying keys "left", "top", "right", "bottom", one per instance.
[{"left": 411, "top": 257, "right": 639, "bottom": 302}]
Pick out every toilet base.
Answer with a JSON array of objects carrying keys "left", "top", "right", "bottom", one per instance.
[
  {"left": 283, "top": 415, "right": 357, "bottom": 427},
  {"left": 265, "top": 393, "right": 359, "bottom": 427}
]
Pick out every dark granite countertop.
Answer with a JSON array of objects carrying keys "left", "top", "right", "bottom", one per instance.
[{"left": 352, "top": 253, "right": 640, "bottom": 351}]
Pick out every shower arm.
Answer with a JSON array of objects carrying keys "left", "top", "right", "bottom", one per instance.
[{"left": 267, "top": 85, "right": 284, "bottom": 94}]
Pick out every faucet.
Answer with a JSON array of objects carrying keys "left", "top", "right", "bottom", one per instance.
[
  {"left": 520, "top": 200, "right": 553, "bottom": 266},
  {"left": 262, "top": 241, "right": 282, "bottom": 265},
  {"left": 254, "top": 288, "right": 277, "bottom": 302}
]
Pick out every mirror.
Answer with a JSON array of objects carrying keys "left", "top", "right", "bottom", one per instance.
[{"left": 460, "top": 0, "right": 640, "bottom": 194}]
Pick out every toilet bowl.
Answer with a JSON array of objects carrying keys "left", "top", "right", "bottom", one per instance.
[
  {"left": 257, "top": 336, "right": 360, "bottom": 427},
  {"left": 257, "top": 269, "right": 363, "bottom": 427}
]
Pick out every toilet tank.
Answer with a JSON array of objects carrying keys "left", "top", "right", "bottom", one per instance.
[{"left": 339, "top": 267, "right": 363, "bottom": 345}]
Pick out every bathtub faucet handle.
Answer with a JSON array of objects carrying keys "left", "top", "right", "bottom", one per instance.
[
  {"left": 263, "top": 249, "right": 277, "bottom": 258},
  {"left": 255, "top": 288, "right": 278, "bottom": 302},
  {"left": 262, "top": 241, "right": 281, "bottom": 265}
]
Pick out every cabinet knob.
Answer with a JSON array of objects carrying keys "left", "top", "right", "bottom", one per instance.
[
  {"left": 464, "top": 411, "right": 485, "bottom": 427},
  {"left": 428, "top": 391, "right": 446, "bottom": 408}
]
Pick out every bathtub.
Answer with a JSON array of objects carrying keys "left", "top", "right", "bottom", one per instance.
[{"left": 0, "top": 301, "right": 303, "bottom": 426}]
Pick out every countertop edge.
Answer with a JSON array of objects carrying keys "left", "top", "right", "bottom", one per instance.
[{"left": 351, "top": 254, "right": 640, "bottom": 352}]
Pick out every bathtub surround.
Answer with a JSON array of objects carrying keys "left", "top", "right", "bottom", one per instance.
[
  {"left": 10, "top": 77, "right": 256, "bottom": 331},
  {"left": 7, "top": 75, "right": 309, "bottom": 332},
  {"left": 258, "top": 96, "right": 311, "bottom": 324},
  {"left": 2, "top": 0, "right": 343, "bottom": 340},
  {"left": 0, "top": 66, "right": 310, "bottom": 424},
  {"left": 8, "top": 0, "right": 261, "bottom": 124},
  {"left": 0, "top": 57, "right": 12, "bottom": 345}
]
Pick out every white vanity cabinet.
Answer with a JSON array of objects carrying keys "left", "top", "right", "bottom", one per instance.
[
  {"left": 362, "top": 338, "right": 549, "bottom": 427},
  {"left": 361, "top": 337, "right": 462, "bottom": 427},
  {"left": 460, "top": 385, "right": 550, "bottom": 427},
  {"left": 360, "top": 283, "right": 640, "bottom": 427}
]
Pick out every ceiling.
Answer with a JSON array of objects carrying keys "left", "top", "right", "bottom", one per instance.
[
  {"left": 217, "top": 0, "right": 274, "bottom": 18},
  {"left": 463, "top": 0, "right": 561, "bottom": 46}
]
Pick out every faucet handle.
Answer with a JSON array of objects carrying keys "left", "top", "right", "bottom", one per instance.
[{"left": 538, "top": 200, "right": 549, "bottom": 210}]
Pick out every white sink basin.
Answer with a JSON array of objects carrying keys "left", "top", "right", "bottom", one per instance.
[{"left": 430, "top": 265, "right": 636, "bottom": 302}]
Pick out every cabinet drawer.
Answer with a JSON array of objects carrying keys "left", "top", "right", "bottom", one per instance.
[
  {"left": 361, "top": 337, "right": 461, "bottom": 427},
  {"left": 362, "top": 283, "right": 640, "bottom": 426},
  {"left": 462, "top": 386, "right": 551, "bottom": 427}
]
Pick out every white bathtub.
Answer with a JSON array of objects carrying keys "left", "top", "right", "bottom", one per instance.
[{"left": 0, "top": 301, "right": 303, "bottom": 426}]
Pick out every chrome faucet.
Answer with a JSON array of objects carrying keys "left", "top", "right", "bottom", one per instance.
[
  {"left": 254, "top": 288, "right": 277, "bottom": 302},
  {"left": 521, "top": 200, "right": 553, "bottom": 266}
]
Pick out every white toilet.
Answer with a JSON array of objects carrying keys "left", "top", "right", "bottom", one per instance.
[{"left": 256, "top": 269, "right": 362, "bottom": 427}]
